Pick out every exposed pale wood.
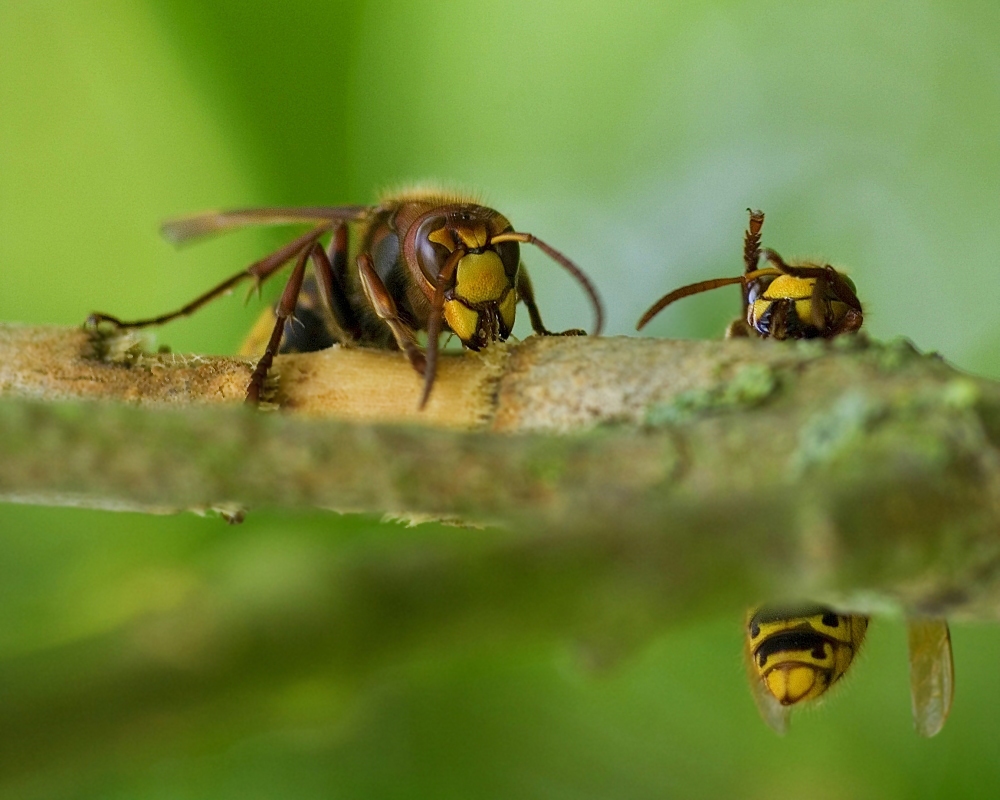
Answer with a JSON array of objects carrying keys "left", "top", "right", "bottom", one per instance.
[
  {"left": 274, "top": 344, "right": 509, "bottom": 428},
  {"left": 0, "top": 324, "right": 251, "bottom": 405}
]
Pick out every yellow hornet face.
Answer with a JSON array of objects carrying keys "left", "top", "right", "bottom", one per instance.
[
  {"left": 747, "top": 273, "right": 858, "bottom": 339},
  {"left": 443, "top": 250, "right": 518, "bottom": 349},
  {"left": 750, "top": 275, "right": 816, "bottom": 331},
  {"left": 410, "top": 206, "right": 523, "bottom": 350}
]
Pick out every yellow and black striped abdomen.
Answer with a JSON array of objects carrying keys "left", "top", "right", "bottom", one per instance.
[{"left": 748, "top": 607, "right": 868, "bottom": 706}]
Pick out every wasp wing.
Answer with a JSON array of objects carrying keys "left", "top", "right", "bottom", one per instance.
[
  {"left": 161, "top": 206, "right": 370, "bottom": 245},
  {"left": 906, "top": 618, "right": 954, "bottom": 737},
  {"left": 743, "top": 626, "right": 791, "bottom": 735}
]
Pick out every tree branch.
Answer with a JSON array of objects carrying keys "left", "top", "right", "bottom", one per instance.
[
  {"left": 3, "top": 323, "right": 1000, "bottom": 784},
  {"left": 1, "top": 323, "right": 999, "bottom": 619}
]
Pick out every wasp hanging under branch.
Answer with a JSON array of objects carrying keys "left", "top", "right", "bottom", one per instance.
[
  {"left": 744, "top": 605, "right": 867, "bottom": 736},
  {"left": 636, "top": 209, "right": 863, "bottom": 339},
  {"left": 89, "top": 189, "right": 604, "bottom": 407},
  {"left": 744, "top": 604, "right": 953, "bottom": 738}
]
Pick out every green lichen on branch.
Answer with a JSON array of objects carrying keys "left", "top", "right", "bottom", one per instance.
[{"left": 644, "top": 362, "right": 780, "bottom": 425}]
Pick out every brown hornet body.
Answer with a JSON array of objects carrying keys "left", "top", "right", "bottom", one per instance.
[{"left": 90, "top": 189, "right": 603, "bottom": 406}]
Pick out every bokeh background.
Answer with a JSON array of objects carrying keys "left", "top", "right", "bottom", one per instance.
[{"left": 3, "top": 1, "right": 1000, "bottom": 797}]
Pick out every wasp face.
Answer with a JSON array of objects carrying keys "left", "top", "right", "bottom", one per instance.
[
  {"left": 747, "top": 273, "right": 860, "bottom": 340},
  {"left": 412, "top": 207, "right": 520, "bottom": 350}
]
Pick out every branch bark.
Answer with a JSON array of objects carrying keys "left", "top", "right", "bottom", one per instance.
[
  {"left": 2, "top": 323, "right": 1000, "bottom": 619},
  {"left": 3, "top": 323, "right": 1000, "bottom": 785}
]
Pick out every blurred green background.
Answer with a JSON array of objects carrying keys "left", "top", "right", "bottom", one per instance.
[{"left": 3, "top": 1, "right": 1000, "bottom": 797}]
